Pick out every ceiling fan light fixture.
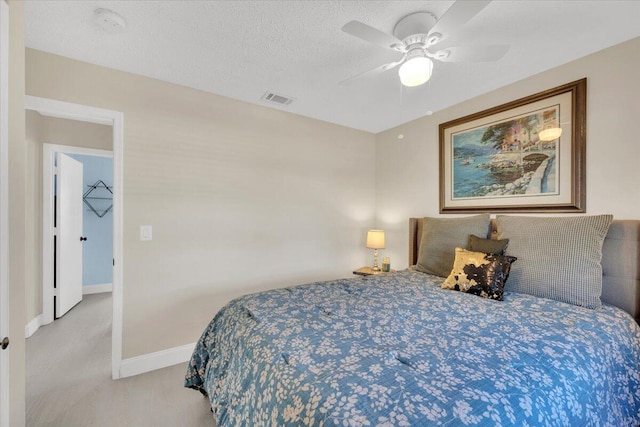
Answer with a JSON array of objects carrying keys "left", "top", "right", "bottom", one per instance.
[
  {"left": 539, "top": 127, "right": 563, "bottom": 141},
  {"left": 399, "top": 56, "right": 433, "bottom": 87}
]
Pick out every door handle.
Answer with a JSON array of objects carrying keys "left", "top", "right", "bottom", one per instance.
[
  {"left": 1, "top": 337, "right": 8, "bottom": 350},
  {"left": 80, "top": 236, "right": 87, "bottom": 242}
]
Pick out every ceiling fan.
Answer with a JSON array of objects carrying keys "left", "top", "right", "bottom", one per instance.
[{"left": 341, "top": 0, "right": 509, "bottom": 87}]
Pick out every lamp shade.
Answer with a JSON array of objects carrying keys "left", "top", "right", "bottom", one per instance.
[
  {"left": 366, "top": 230, "right": 385, "bottom": 249},
  {"left": 398, "top": 56, "right": 433, "bottom": 87},
  {"left": 539, "top": 127, "right": 562, "bottom": 142}
]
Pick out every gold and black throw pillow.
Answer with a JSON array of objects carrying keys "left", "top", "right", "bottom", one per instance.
[{"left": 442, "top": 247, "right": 517, "bottom": 301}]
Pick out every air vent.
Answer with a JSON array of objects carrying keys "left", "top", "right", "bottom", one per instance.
[{"left": 261, "top": 92, "right": 294, "bottom": 106}]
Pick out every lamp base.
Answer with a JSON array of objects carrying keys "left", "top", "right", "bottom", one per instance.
[{"left": 372, "top": 248, "right": 381, "bottom": 271}]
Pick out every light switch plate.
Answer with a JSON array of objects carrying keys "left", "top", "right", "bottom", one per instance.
[{"left": 140, "top": 225, "right": 152, "bottom": 241}]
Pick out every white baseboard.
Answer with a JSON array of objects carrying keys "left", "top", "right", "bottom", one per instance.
[
  {"left": 83, "top": 283, "right": 112, "bottom": 295},
  {"left": 25, "top": 313, "right": 45, "bottom": 338},
  {"left": 119, "top": 342, "right": 196, "bottom": 378}
]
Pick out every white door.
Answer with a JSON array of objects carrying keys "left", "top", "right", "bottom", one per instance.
[
  {"left": 0, "top": 1, "right": 10, "bottom": 425},
  {"left": 55, "top": 153, "right": 84, "bottom": 318}
]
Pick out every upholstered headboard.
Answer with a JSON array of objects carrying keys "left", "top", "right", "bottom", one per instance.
[{"left": 409, "top": 218, "right": 640, "bottom": 321}]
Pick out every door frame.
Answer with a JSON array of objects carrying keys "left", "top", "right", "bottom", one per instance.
[
  {"left": 0, "top": 0, "right": 10, "bottom": 425},
  {"left": 25, "top": 96, "right": 124, "bottom": 380},
  {"left": 44, "top": 145, "right": 112, "bottom": 320}
]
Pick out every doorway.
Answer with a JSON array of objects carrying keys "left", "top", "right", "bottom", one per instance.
[
  {"left": 43, "top": 145, "right": 114, "bottom": 320},
  {"left": 25, "top": 96, "right": 124, "bottom": 379}
]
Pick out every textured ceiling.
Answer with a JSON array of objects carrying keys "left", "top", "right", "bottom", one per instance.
[{"left": 24, "top": 1, "right": 640, "bottom": 134}]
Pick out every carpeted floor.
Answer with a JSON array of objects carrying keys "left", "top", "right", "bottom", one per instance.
[{"left": 26, "top": 293, "right": 214, "bottom": 427}]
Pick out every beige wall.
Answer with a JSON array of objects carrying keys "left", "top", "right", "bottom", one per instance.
[
  {"left": 24, "top": 111, "right": 43, "bottom": 324},
  {"left": 8, "top": 1, "right": 26, "bottom": 425},
  {"left": 25, "top": 49, "right": 376, "bottom": 358},
  {"left": 37, "top": 113, "right": 112, "bottom": 150},
  {"left": 375, "top": 36, "right": 640, "bottom": 268},
  {"left": 24, "top": 111, "right": 112, "bottom": 321}
]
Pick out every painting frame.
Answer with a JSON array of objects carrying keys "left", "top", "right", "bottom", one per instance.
[{"left": 439, "top": 78, "right": 586, "bottom": 214}]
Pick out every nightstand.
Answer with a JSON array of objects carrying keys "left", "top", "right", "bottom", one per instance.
[{"left": 353, "top": 266, "right": 396, "bottom": 276}]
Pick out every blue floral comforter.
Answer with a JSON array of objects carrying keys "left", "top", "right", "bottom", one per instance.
[{"left": 185, "top": 269, "right": 640, "bottom": 426}]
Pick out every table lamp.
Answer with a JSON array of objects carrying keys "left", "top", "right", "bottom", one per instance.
[{"left": 366, "top": 230, "right": 385, "bottom": 271}]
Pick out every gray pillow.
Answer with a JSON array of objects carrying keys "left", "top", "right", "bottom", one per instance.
[
  {"left": 415, "top": 214, "right": 491, "bottom": 278},
  {"left": 496, "top": 214, "right": 613, "bottom": 309},
  {"left": 468, "top": 234, "right": 509, "bottom": 255}
]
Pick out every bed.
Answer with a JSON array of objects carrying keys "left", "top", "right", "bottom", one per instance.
[{"left": 185, "top": 215, "right": 640, "bottom": 426}]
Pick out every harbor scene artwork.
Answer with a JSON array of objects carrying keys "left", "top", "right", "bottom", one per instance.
[
  {"left": 440, "top": 79, "right": 586, "bottom": 213},
  {"left": 452, "top": 106, "right": 560, "bottom": 200}
]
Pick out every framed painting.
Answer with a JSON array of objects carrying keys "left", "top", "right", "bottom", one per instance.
[{"left": 439, "top": 78, "right": 586, "bottom": 213}]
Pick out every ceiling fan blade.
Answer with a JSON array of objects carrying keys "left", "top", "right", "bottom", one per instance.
[
  {"left": 427, "top": 0, "right": 492, "bottom": 46},
  {"left": 339, "top": 59, "right": 404, "bottom": 86},
  {"left": 342, "top": 20, "right": 405, "bottom": 51},
  {"left": 435, "top": 45, "right": 509, "bottom": 63}
]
